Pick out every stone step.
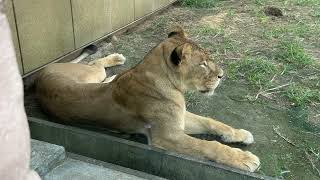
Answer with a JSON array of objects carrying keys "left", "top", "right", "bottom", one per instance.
[
  {"left": 43, "top": 156, "right": 166, "bottom": 180},
  {"left": 31, "top": 139, "right": 166, "bottom": 179},
  {"left": 30, "top": 139, "right": 66, "bottom": 177}
]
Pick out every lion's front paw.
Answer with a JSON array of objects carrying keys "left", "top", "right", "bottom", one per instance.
[
  {"left": 227, "top": 149, "right": 260, "bottom": 172},
  {"left": 221, "top": 129, "right": 254, "bottom": 145},
  {"left": 111, "top": 53, "right": 126, "bottom": 65},
  {"left": 237, "top": 129, "right": 254, "bottom": 145}
]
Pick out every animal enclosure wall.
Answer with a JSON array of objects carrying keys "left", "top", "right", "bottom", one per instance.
[{"left": 4, "top": 0, "right": 176, "bottom": 75}]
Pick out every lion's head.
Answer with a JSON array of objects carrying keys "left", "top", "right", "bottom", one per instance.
[{"left": 162, "top": 26, "right": 224, "bottom": 96}]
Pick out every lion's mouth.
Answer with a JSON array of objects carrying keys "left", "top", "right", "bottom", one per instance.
[
  {"left": 199, "top": 88, "right": 215, "bottom": 95},
  {"left": 200, "top": 90, "right": 210, "bottom": 93},
  {"left": 199, "top": 82, "right": 220, "bottom": 95}
]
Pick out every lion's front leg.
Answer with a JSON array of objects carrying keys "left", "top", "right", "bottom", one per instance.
[
  {"left": 184, "top": 111, "right": 254, "bottom": 145},
  {"left": 151, "top": 126, "right": 260, "bottom": 172}
]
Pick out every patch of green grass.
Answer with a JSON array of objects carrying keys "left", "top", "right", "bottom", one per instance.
[
  {"left": 250, "top": 6, "right": 271, "bottom": 24},
  {"left": 291, "top": 23, "right": 311, "bottom": 38},
  {"left": 181, "top": 0, "right": 219, "bottom": 8},
  {"left": 190, "top": 25, "right": 239, "bottom": 55},
  {"left": 254, "top": 0, "right": 268, "bottom": 5},
  {"left": 262, "top": 27, "right": 288, "bottom": 39},
  {"left": 199, "top": 36, "right": 239, "bottom": 57},
  {"left": 260, "top": 16, "right": 271, "bottom": 24},
  {"left": 275, "top": 41, "right": 313, "bottom": 68},
  {"left": 284, "top": 84, "right": 320, "bottom": 105},
  {"left": 192, "top": 25, "right": 223, "bottom": 36},
  {"left": 152, "top": 16, "right": 168, "bottom": 29},
  {"left": 310, "top": 8, "right": 320, "bottom": 18},
  {"left": 221, "top": 37, "right": 238, "bottom": 51},
  {"left": 226, "top": 9, "right": 236, "bottom": 18},
  {"left": 228, "top": 57, "right": 278, "bottom": 86},
  {"left": 309, "top": 147, "right": 320, "bottom": 161},
  {"left": 263, "top": 23, "right": 313, "bottom": 40},
  {"left": 291, "top": 0, "right": 320, "bottom": 6}
]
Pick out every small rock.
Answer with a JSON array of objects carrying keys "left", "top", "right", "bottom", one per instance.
[{"left": 264, "top": 6, "right": 283, "bottom": 17}]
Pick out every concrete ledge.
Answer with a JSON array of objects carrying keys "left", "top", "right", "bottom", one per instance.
[
  {"left": 28, "top": 117, "right": 275, "bottom": 180},
  {"left": 44, "top": 158, "right": 148, "bottom": 180},
  {"left": 67, "top": 153, "right": 166, "bottom": 180},
  {"left": 30, "top": 139, "right": 66, "bottom": 177}
]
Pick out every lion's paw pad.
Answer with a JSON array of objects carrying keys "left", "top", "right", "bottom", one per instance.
[{"left": 239, "top": 129, "right": 254, "bottom": 145}]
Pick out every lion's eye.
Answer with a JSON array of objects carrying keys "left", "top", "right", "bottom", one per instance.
[{"left": 200, "top": 61, "right": 208, "bottom": 68}]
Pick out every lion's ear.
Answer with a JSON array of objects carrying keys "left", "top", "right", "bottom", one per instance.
[
  {"left": 181, "top": 44, "right": 192, "bottom": 60},
  {"left": 170, "top": 47, "right": 181, "bottom": 66},
  {"left": 170, "top": 44, "right": 192, "bottom": 66},
  {"left": 168, "top": 25, "right": 187, "bottom": 38}
]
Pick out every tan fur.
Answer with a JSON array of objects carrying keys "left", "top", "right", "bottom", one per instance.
[{"left": 35, "top": 26, "right": 260, "bottom": 172}]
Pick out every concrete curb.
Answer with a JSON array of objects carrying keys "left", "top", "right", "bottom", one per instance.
[{"left": 28, "top": 117, "right": 276, "bottom": 180}]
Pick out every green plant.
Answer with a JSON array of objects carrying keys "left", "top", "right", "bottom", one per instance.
[
  {"left": 310, "top": 9, "right": 320, "bottom": 18},
  {"left": 292, "top": 0, "right": 320, "bottom": 6},
  {"left": 181, "top": 0, "right": 218, "bottom": 8},
  {"left": 276, "top": 41, "right": 313, "bottom": 67},
  {"left": 262, "top": 27, "right": 288, "bottom": 39},
  {"left": 228, "top": 57, "right": 278, "bottom": 86},
  {"left": 291, "top": 23, "right": 311, "bottom": 38},
  {"left": 254, "top": 0, "right": 268, "bottom": 5},
  {"left": 192, "top": 25, "right": 222, "bottom": 35},
  {"left": 284, "top": 84, "right": 320, "bottom": 105}
]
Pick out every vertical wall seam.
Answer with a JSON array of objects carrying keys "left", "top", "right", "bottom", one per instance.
[
  {"left": 11, "top": 0, "right": 24, "bottom": 74},
  {"left": 134, "top": 0, "right": 136, "bottom": 20},
  {"left": 69, "top": 0, "right": 76, "bottom": 49}
]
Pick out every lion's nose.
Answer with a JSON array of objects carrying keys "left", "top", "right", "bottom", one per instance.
[
  {"left": 217, "top": 70, "right": 224, "bottom": 79},
  {"left": 217, "top": 68, "right": 224, "bottom": 79}
]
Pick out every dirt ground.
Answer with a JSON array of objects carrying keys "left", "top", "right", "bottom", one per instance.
[
  {"left": 80, "top": 1, "right": 320, "bottom": 179},
  {"left": 24, "top": 0, "right": 320, "bottom": 179}
]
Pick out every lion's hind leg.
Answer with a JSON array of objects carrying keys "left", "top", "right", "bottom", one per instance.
[
  {"left": 88, "top": 53, "right": 126, "bottom": 68},
  {"left": 103, "top": 75, "right": 117, "bottom": 83},
  {"left": 88, "top": 53, "right": 126, "bottom": 84}
]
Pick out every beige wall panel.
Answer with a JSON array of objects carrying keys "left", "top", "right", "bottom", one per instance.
[
  {"left": 72, "top": 0, "right": 112, "bottom": 48},
  {"left": 4, "top": 0, "right": 23, "bottom": 74},
  {"left": 134, "top": 0, "right": 155, "bottom": 19},
  {"left": 14, "top": 0, "right": 74, "bottom": 73},
  {"left": 111, "top": 0, "right": 134, "bottom": 30}
]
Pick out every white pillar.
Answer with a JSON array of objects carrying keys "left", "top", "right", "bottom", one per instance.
[{"left": 0, "top": 1, "right": 40, "bottom": 179}]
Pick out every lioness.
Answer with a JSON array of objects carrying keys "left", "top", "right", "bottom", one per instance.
[{"left": 35, "top": 26, "right": 260, "bottom": 172}]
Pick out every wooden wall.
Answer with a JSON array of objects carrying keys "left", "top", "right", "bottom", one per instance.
[{"left": 5, "top": 0, "right": 176, "bottom": 74}]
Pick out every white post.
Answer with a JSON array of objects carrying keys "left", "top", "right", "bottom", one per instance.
[{"left": 0, "top": 1, "right": 40, "bottom": 179}]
